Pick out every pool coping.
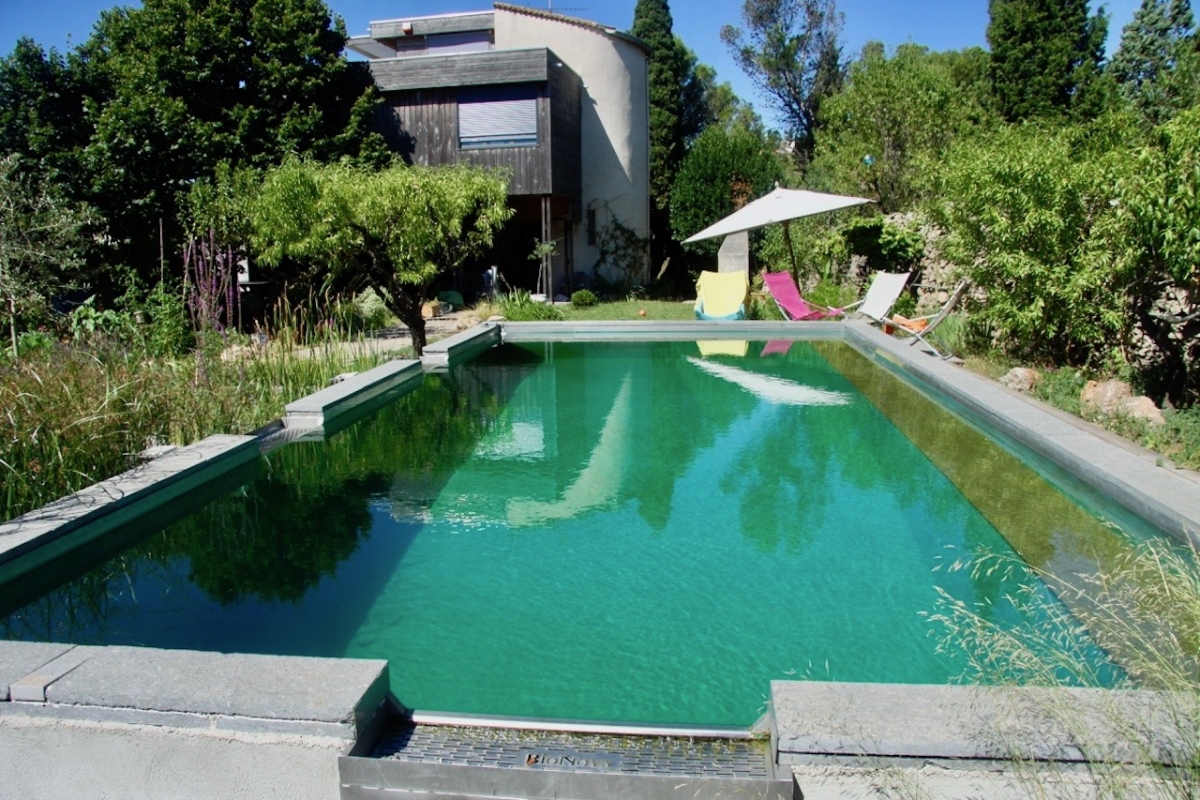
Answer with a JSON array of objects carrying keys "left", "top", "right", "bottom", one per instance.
[{"left": 2, "top": 319, "right": 1199, "bottom": 794}]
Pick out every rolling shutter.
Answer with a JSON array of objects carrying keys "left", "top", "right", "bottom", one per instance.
[{"left": 458, "top": 85, "right": 538, "bottom": 148}]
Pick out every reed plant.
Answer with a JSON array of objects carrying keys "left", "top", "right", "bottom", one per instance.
[
  {"left": 929, "top": 537, "right": 1200, "bottom": 797},
  {"left": 1, "top": 290, "right": 403, "bottom": 523}
]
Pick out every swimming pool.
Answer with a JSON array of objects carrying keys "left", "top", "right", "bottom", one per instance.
[{"left": 1, "top": 338, "right": 1143, "bottom": 725}]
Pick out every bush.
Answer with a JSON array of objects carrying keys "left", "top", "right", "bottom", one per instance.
[
  {"left": 570, "top": 289, "right": 598, "bottom": 308},
  {"left": 144, "top": 281, "right": 194, "bottom": 357},
  {"left": 497, "top": 291, "right": 565, "bottom": 322},
  {"left": 841, "top": 216, "right": 925, "bottom": 274},
  {"left": 671, "top": 126, "right": 784, "bottom": 257},
  {"left": 928, "top": 119, "right": 1134, "bottom": 366}
]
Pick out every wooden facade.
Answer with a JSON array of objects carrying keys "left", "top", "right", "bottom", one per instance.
[{"left": 376, "top": 48, "right": 581, "bottom": 212}]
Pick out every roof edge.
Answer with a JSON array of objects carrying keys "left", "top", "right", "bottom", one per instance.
[{"left": 493, "top": 2, "right": 651, "bottom": 54}]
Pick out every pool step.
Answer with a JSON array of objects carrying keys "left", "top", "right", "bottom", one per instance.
[{"left": 339, "top": 719, "right": 798, "bottom": 799}]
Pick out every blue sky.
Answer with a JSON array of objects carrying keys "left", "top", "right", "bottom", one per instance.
[{"left": 2, "top": 0, "right": 1143, "bottom": 129}]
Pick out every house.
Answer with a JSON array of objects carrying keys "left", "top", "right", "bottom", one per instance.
[{"left": 348, "top": 3, "right": 651, "bottom": 297}]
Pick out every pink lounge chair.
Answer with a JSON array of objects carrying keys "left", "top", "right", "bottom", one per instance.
[{"left": 762, "top": 271, "right": 839, "bottom": 321}]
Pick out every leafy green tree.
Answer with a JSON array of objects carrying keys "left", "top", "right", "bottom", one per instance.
[
  {"left": 631, "top": 0, "right": 688, "bottom": 274},
  {"left": 721, "top": 0, "right": 845, "bottom": 163},
  {"left": 0, "top": 39, "right": 92, "bottom": 181},
  {"left": 72, "top": 0, "right": 388, "bottom": 288},
  {"left": 811, "top": 43, "right": 995, "bottom": 212},
  {"left": 1110, "top": 0, "right": 1198, "bottom": 123},
  {"left": 0, "top": 155, "right": 95, "bottom": 357},
  {"left": 929, "top": 118, "right": 1138, "bottom": 365},
  {"left": 1087, "top": 107, "right": 1200, "bottom": 404},
  {"left": 250, "top": 159, "right": 511, "bottom": 354},
  {"left": 679, "top": 45, "right": 765, "bottom": 140},
  {"left": 987, "top": 0, "right": 1111, "bottom": 122},
  {"left": 670, "top": 126, "right": 784, "bottom": 258}
]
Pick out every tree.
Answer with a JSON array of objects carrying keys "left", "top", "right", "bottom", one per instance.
[
  {"left": 1110, "top": 0, "right": 1198, "bottom": 123},
  {"left": 679, "top": 45, "right": 764, "bottom": 141},
  {"left": 250, "top": 160, "right": 511, "bottom": 354},
  {"left": 1089, "top": 107, "right": 1200, "bottom": 404},
  {"left": 670, "top": 126, "right": 784, "bottom": 258},
  {"left": 0, "top": 155, "right": 95, "bottom": 357},
  {"left": 811, "top": 43, "right": 995, "bottom": 211},
  {"left": 721, "top": 0, "right": 845, "bottom": 163},
  {"left": 929, "top": 118, "right": 1137, "bottom": 366},
  {"left": 0, "top": 39, "right": 92, "bottom": 180},
  {"left": 631, "top": 0, "right": 688, "bottom": 274},
  {"left": 73, "top": 0, "right": 388, "bottom": 289},
  {"left": 987, "top": 0, "right": 1111, "bottom": 122}
]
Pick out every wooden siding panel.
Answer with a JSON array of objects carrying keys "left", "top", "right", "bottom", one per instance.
[
  {"left": 547, "top": 55, "right": 582, "bottom": 214},
  {"left": 371, "top": 13, "right": 494, "bottom": 39},
  {"left": 370, "top": 49, "right": 550, "bottom": 91},
  {"left": 384, "top": 88, "right": 553, "bottom": 195}
]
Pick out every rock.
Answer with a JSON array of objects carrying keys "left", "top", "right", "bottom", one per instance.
[
  {"left": 1081, "top": 380, "right": 1133, "bottom": 414},
  {"left": 1118, "top": 396, "right": 1166, "bottom": 426},
  {"left": 141, "top": 444, "right": 180, "bottom": 460},
  {"left": 1081, "top": 379, "right": 1164, "bottom": 425},
  {"left": 1000, "top": 367, "right": 1040, "bottom": 393},
  {"left": 486, "top": 314, "right": 506, "bottom": 322}
]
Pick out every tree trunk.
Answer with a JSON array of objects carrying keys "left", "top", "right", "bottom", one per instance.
[
  {"left": 375, "top": 279, "right": 428, "bottom": 356},
  {"left": 405, "top": 309, "right": 428, "bottom": 356}
]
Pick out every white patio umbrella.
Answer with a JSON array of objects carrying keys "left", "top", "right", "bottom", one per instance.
[{"left": 683, "top": 185, "right": 872, "bottom": 274}]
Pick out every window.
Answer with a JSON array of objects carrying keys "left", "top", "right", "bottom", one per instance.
[{"left": 458, "top": 84, "right": 538, "bottom": 149}]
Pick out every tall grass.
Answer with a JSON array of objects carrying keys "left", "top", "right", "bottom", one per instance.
[
  {"left": 930, "top": 538, "right": 1200, "bottom": 797},
  {"left": 1, "top": 303, "right": 403, "bottom": 523}
]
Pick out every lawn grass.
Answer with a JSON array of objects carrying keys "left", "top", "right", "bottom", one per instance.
[{"left": 560, "top": 299, "right": 697, "bottom": 321}]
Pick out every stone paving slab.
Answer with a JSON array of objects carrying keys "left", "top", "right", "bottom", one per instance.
[
  {"left": 1, "top": 641, "right": 389, "bottom": 740},
  {"left": 0, "top": 642, "right": 74, "bottom": 701},
  {"left": 499, "top": 320, "right": 847, "bottom": 342},
  {"left": 772, "top": 681, "right": 1195, "bottom": 767},
  {"left": 420, "top": 322, "right": 502, "bottom": 371},
  {"left": 284, "top": 359, "right": 422, "bottom": 429}
]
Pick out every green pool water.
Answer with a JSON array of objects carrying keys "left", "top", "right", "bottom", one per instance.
[{"left": 2, "top": 340, "right": 1131, "bottom": 725}]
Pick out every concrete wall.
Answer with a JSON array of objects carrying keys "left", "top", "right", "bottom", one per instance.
[
  {"left": 0, "top": 642, "right": 390, "bottom": 800},
  {"left": 0, "top": 716, "right": 345, "bottom": 800},
  {"left": 495, "top": 7, "right": 650, "bottom": 286}
]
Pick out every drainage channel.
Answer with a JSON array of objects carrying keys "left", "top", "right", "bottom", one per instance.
[{"left": 339, "top": 714, "right": 799, "bottom": 799}]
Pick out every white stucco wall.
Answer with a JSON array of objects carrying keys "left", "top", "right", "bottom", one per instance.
[{"left": 494, "top": 7, "right": 650, "bottom": 285}]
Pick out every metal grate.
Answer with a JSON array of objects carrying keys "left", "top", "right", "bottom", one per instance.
[{"left": 372, "top": 721, "right": 773, "bottom": 779}]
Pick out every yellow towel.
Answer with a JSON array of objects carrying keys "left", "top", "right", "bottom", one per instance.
[{"left": 694, "top": 271, "right": 749, "bottom": 318}]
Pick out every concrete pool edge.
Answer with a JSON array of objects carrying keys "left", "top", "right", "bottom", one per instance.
[
  {"left": 0, "top": 434, "right": 259, "bottom": 580},
  {"left": 772, "top": 680, "right": 1197, "bottom": 768}
]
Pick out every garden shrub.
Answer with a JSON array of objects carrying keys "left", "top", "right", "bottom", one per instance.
[
  {"left": 497, "top": 291, "right": 565, "bottom": 321},
  {"left": 570, "top": 289, "right": 598, "bottom": 308},
  {"left": 841, "top": 216, "right": 925, "bottom": 274}
]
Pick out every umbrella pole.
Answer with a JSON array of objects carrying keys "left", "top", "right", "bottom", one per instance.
[{"left": 783, "top": 220, "right": 799, "bottom": 279}]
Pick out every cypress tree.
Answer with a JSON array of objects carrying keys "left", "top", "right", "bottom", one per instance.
[
  {"left": 631, "top": 0, "right": 687, "bottom": 274},
  {"left": 1111, "top": 0, "right": 1197, "bottom": 122},
  {"left": 987, "top": 0, "right": 1109, "bottom": 121}
]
